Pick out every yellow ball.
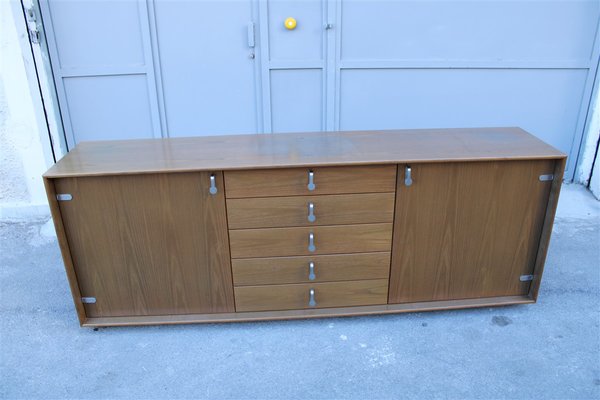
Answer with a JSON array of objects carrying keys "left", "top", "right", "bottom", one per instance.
[{"left": 284, "top": 17, "right": 297, "bottom": 30}]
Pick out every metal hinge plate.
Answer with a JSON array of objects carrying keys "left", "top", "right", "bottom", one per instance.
[
  {"left": 81, "top": 297, "right": 96, "bottom": 304},
  {"left": 56, "top": 194, "right": 72, "bottom": 201},
  {"left": 539, "top": 174, "right": 554, "bottom": 182},
  {"left": 520, "top": 274, "right": 534, "bottom": 282}
]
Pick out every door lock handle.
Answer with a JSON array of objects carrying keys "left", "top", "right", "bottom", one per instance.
[
  {"left": 307, "top": 170, "right": 316, "bottom": 191},
  {"left": 308, "top": 232, "right": 316, "bottom": 252},
  {"left": 209, "top": 174, "right": 218, "bottom": 195},
  {"left": 308, "top": 202, "right": 316, "bottom": 222}
]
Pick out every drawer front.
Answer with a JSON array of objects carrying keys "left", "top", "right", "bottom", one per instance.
[
  {"left": 224, "top": 165, "right": 397, "bottom": 198},
  {"left": 232, "top": 252, "right": 391, "bottom": 286},
  {"left": 227, "top": 193, "right": 395, "bottom": 229},
  {"left": 229, "top": 223, "right": 393, "bottom": 258},
  {"left": 235, "top": 279, "right": 389, "bottom": 312}
]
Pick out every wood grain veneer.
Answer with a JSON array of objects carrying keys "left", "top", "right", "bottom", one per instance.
[
  {"left": 83, "top": 295, "right": 534, "bottom": 327},
  {"left": 227, "top": 193, "right": 395, "bottom": 229},
  {"left": 388, "top": 159, "right": 556, "bottom": 303},
  {"left": 224, "top": 165, "right": 396, "bottom": 198},
  {"left": 232, "top": 252, "right": 391, "bottom": 286},
  {"left": 229, "top": 223, "right": 393, "bottom": 259},
  {"left": 44, "top": 128, "right": 564, "bottom": 178},
  {"left": 54, "top": 172, "right": 234, "bottom": 317},
  {"left": 234, "top": 279, "right": 389, "bottom": 312}
]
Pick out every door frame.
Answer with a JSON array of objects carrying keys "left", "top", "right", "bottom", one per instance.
[{"left": 9, "top": 0, "right": 65, "bottom": 162}]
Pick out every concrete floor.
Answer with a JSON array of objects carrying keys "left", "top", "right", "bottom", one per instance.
[{"left": 1, "top": 184, "right": 599, "bottom": 399}]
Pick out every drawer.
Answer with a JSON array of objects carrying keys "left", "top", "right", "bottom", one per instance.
[
  {"left": 234, "top": 279, "right": 389, "bottom": 312},
  {"left": 224, "top": 165, "right": 396, "bottom": 198},
  {"left": 227, "top": 193, "right": 395, "bottom": 229},
  {"left": 229, "top": 223, "right": 393, "bottom": 259},
  {"left": 232, "top": 252, "right": 391, "bottom": 286}
]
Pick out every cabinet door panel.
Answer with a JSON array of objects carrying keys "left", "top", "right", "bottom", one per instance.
[
  {"left": 389, "top": 160, "right": 555, "bottom": 303},
  {"left": 55, "top": 172, "right": 234, "bottom": 317}
]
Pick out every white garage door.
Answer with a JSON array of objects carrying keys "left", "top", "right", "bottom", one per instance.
[{"left": 39, "top": 0, "right": 599, "bottom": 179}]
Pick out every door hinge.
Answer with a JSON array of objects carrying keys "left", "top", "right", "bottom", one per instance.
[
  {"left": 81, "top": 297, "right": 96, "bottom": 304},
  {"left": 539, "top": 174, "right": 554, "bottom": 182},
  {"left": 56, "top": 194, "right": 73, "bottom": 201},
  {"left": 520, "top": 274, "right": 534, "bottom": 282},
  {"left": 24, "top": 4, "right": 41, "bottom": 44}
]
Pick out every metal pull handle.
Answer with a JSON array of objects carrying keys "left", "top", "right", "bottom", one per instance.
[
  {"left": 209, "top": 174, "right": 218, "bottom": 195},
  {"left": 247, "top": 22, "right": 256, "bottom": 59},
  {"left": 247, "top": 22, "right": 255, "bottom": 47},
  {"left": 308, "top": 262, "right": 316, "bottom": 280},
  {"left": 308, "top": 202, "right": 316, "bottom": 222},
  {"left": 308, "top": 232, "right": 316, "bottom": 252},
  {"left": 404, "top": 166, "right": 413, "bottom": 187},
  {"left": 307, "top": 170, "right": 316, "bottom": 191},
  {"left": 308, "top": 288, "right": 316, "bottom": 307}
]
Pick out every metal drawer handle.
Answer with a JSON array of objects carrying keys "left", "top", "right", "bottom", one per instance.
[
  {"left": 307, "top": 170, "right": 316, "bottom": 191},
  {"left": 308, "top": 261, "right": 316, "bottom": 280},
  {"left": 404, "top": 166, "right": 413, "bottom": 187},
  {"left": 308, "top": 232, "right": 316, "bottom": 252},
  {"left": 209, "top": 174, "right": 218, "bottom": 195},
  {"left": 308, "top": 288, "right": 316, "bottom": 307},
  {"left": 308, "top": 202, "right": 316, "bottom": 222}
]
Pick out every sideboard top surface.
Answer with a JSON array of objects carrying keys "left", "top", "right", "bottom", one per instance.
[{"left": 44, "top": 127, "right": 565, "bottom": 178}]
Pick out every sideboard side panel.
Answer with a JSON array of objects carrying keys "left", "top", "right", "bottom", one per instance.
[
  {"left": 44, "top": 177, "right": 87, "bottom": 325},
  {"left": 528, "top": 157, "right": 567, "bottom": 300}
]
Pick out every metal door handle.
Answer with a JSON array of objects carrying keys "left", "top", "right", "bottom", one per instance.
[
  {"left": 209, "top": 174, "right": 218, "bottom": 195},
  {"left": 308, "top": 262, "right": 316, "bottom": 280},
  {"left": 307, "top": 170, "right": 316, "bottom": 191},
  {"left": 247, "top": 22, "right": 255, "bottom": 47},
  {"left": 404, "top": 166, "right": 412, "bottom": 187},
  {"left": 308, "top": 232, "right": 316, "bottom": 252},
  {"left": 308, "top": 288, "right": 316, "bottom": 307},
  {"left": 308, "top": 202, "right": 316, "bottom": 222}
]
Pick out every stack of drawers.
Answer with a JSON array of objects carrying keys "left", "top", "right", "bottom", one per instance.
[{"left": 224, "top": 165, "right": 397, "bottom": 312}]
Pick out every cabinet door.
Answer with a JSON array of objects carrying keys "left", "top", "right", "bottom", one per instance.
[
  {"left": 55, "top": 172, "right": 234, "bottom": 317},
  {"left": 389, "top": 160, "right": 556, "bottom": 303}
]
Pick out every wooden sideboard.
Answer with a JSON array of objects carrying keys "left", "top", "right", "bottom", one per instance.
[{"left": 43, "top": 128, "right": 566, "bottom": 327}]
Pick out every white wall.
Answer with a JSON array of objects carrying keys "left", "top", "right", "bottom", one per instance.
[
  {"left": 0, "top": 0, "right": 53, "bottom": 219},
  {"left": 576, "top": 80, "right": 600, "bottom": 199},
  {"left": 586, "top": 91, "right": 600, "bottom": 199},
  {"left": 591, "top": 147, "right": 600, "bottom": 199}
]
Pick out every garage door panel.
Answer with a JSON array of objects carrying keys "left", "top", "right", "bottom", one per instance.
[
  {"left": 267, "top": 0, "right": 323, "bottom": 61},
  {"left": 339, "top": 68, "right": 588, "bottom": 155},
  {"left": 63, "top": 75, "right": 154, "bottom": 142},
  {"left": 39, "top": 0, "right": 598, "bottom": 181},
  {"left": 154, "top": 0, "right": 258, "bottom": 136},
  {"left": 270, "top": 69, "right": 323, "bottom": 132},
  {"left": 341, "top": 0, "right": 599, "bottom": 61},
  {"left": 45, "top": 0, "right": 145, "bottom": 69}
]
